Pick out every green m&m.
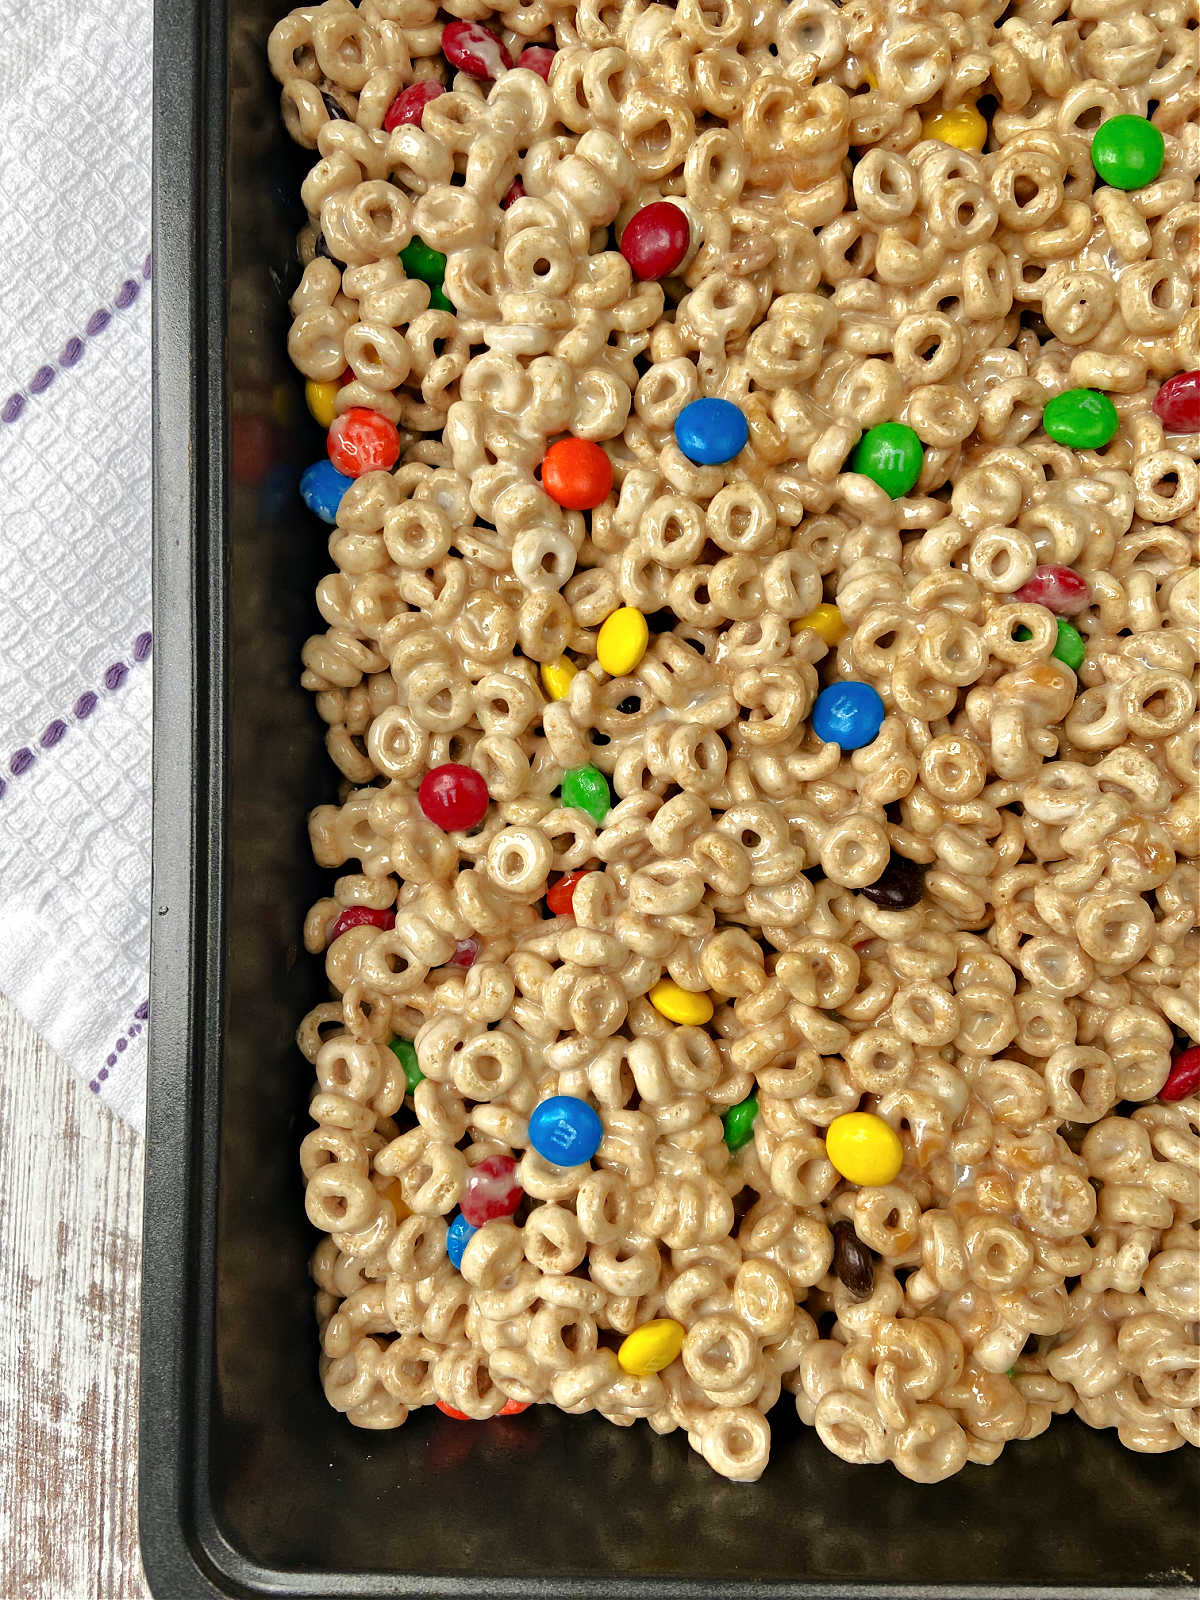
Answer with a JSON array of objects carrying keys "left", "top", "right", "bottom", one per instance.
[
  {"left": 400, "top": 236, "right": 454, "bottom": 311},
  {"left": 847, "top": 422, "right": 924, "bottom": 498},
  {"left": 399, "top": 236, "right": 447, "bottom": 285},
  {"left": 723, "top": 1095, "right": 759, "bottom": 1152},
  {"left": 561, "top": 763, "right": 611, "bottom": 825},
  {"left": 388, "top": 1036, "right": 424, "bottom": 1093},
  {"left": 1042, "top": 388, "right": 1118, "bottom": 449},
  {"left": 1091, "top": 115, "right": 1165, "bottom": 191},
  {"left": 1016, "top": 618, "right": 1086, "bottom": 672}
]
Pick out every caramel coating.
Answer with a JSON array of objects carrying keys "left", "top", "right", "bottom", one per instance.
[{"left": 274, "top": 0, "right": 1200, "bottom": 1484}]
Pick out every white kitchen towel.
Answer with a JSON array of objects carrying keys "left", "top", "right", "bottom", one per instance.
[{"left": 0, "top": 0, "right": 153, "bottom": 1130}]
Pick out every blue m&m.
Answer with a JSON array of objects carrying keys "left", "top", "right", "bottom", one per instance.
[
  {"left": 674, "top": 399, "right": 748, "bottom": 465},
  {"left": 812, "top": 681, "right": 885, "bottom": 750},
  {"left": 446, "top": 1212, "right": 477, "bottom": 1271},
  {"left": 300, "top": 458, "right": 353, "bottom": 524},
  {"left": 528, "top": 1095, "right": 604, "bottom": 1167}
]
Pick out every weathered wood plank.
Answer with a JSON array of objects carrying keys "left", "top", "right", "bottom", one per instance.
[{"left": 0, "top": 997, "right": 148, "bottom": 1599}]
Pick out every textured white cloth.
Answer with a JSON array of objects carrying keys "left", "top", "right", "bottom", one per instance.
[{"left": 0, "top": 0, "right": 153, "bottom": 1130}]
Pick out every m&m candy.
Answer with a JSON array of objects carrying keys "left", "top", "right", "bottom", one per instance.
[
  {"left": 1012, "top": 566, "right": 1090, "bottom": 615},
  {"left": 859, "top": 855, "right": 924, "bottom": 910},
  {"left": 383, "top": 80, "right": 445, "bottom": 131},
  {"left": 442, "top": 18, "right": 513, "bottom": 78},
  {"left": 300, "top": 459, "right": 352, "bottom": 524},
  {"left": 446, "top": 1212, "right": 478, "bottom": 1270},
  {"left": 436, "top": 1396, "right": 528, "bottom": 1419},
  {"left": 1161, "top": 1046, "right": 1200, "bottom": 1102},
  {"left": 1017, "top": 618, "right": 1086, "bottom": 672},
  {"left": 540, "top": 658, "right": 577, "bottom": 700},
  {"left": 546, "top": 867, "right": 590, "bottom": 916},
  {"left": 674, "top": 398, "right": 748, "bottom": 465},
  {"left": 1090, "top": 114, "right": 1165, "bottom": 190},
  {"left": 617, "top": 1319, "right": 685, "bottom": 1376},
  {"left": 328, "top": 904, "right": 395, "bottom": 942},
  {"left": 400, "top": 236, "right": 448, "bottom": 287},
  {"left": 921, "top": 104, "right": 987, "bottom": 150},
  {"left": 1042, "top": 388, "right": 1118, "bottom": 449},
  {"left": 620, "top": 202, "right": 690, "bottom": 281},
  {"left": 561, "top": 764, "right": 611, "bottom": 825},
  {"left": 305, "top": 378, "right": 341, "bottom": 428},
  {"left": 327, "top": 408, "right": 401, "bottom": 477},
  {"left": 449, "top": 937, "right": 480, "bottom": 968},
  {"left": 516, "top": 45, "right": 556, "bottom": 79},
  {"left": 1153, "top": 371, "right": 1200, "bottom": 433},
  {"left": 812, "top": 681, "right": 885, "bottom": 750},
  {"left": 401, "top": 235, "right": 452, "bottom": 310},
  {"left": 847, "top": 423, "right": 923, "bottom": 497},
  {"left": 648, "top": 979, "right": 714, "bottom": 1026},
  {"left": 541, "top": 438, "right": 613, "bottom": 510},
  {"left": 825, "top": 1112, "right": 904, "bottom": 1186},
  {"left": 831, "top": 1221, "right": 876, "bottom": 1301},
  {"left": 722, "top": 1095, "right": 759, "bottom": 1151},
  {"left": 1052, "top": 620, "right": 1086, "bottom": 672},
  {"left": 418, "top": 764, "right": 490, "bottom": 830},
  {"left": 460, "top": 1155, "right": 523, "bottom": 1226},
  {"left": 794, "top": 603, "right": 847, "bottom": 645},
  {"left": 388, "top": 1036, "right": 424, "bottom": 1092},
  {"left": 596, "top": 607, "right": 649, "bottom": 675},
  {"left": 528, "top": 1095, "right": 604, "bottom": 1166}
]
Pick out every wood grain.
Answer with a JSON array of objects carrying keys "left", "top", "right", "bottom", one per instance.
[{"left": 0, "top": 996, "right": 149, "bottom": 1600}]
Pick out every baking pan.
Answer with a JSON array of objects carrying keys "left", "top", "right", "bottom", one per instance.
[{"left": 142, "top": 0, "right": 1200, "bottom": 1593}]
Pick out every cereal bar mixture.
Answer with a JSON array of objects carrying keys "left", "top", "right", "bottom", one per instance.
[{"left": 270, "top": 0, "right": 1200, "bottom": 1483}]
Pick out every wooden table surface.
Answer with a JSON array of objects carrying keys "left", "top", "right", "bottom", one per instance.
[{"left": 0, "top": 995, "right": 150, "bottom": 1599}]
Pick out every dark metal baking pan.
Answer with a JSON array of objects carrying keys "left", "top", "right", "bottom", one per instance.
[{"left": 142, "top": 0, "right": 1200, "bottom": 1592}]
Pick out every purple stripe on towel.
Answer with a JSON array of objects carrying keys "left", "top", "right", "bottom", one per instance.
[
  {"left": 1, "top": 632, "right": 152, "bottom": 802},
  {"left": 90, "top": 996, "right": 151, "bottom": 1092},
  {"left": 1, "top": 256, "right": 152, "bottom": 427}
]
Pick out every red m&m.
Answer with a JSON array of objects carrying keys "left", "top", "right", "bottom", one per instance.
[
  {"left": 1012, "top": 566, "right": 1090, "bottom": 615},
  {"left": 1152, "top": 371, "right": 1200, "bottom": 434},
  {"left": 435, "top": 1401, "right": 471, "bottom": 1420},
  {"left": 541, "top": 438, "right": 613, "bottom": 509},
  {"left": 436, "top": 1398, "right": 528, "bottom": 1420},
  {"left": 418, "top": 763, "right": 490, "bottom": 830},
  {"left": 450, "top": 937, "right": 480, "bottom": 968},
  {"left": 546, "top": 867, "right": 590, "bottom": 916},
  {"left": 442, "top": 19, "right": 513, "bottom": 78},
  {"left": 460, "top": 1155, "right": 523, "bottom": 1226},
  {"left": 501, "top": 178, "right": 525, "bottom": 208},
  {"left": 327, "top": 408, "right": 401, "bottom": 477},
  {"left": 620, "top": 202, "right": 690, "bottom": 281},
  {"left": 1161, "top": 1047, "right": 1200, "bottom": 1102},
  {"left": 517, "top": 46, "right": 555, "bottom": 79},
  {"left": 328, "top": 905, "right": 395, "bottom": 942},
  {"left": 383, "top": 80, "right": 445, "bottom": 131}
]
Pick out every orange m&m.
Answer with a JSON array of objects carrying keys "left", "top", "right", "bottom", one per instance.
[{"left": 541, "top": 438, "right": 613, "bottom": 510}]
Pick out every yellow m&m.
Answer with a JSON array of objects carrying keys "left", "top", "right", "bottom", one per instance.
[
  {"left": 618, "top": 1318, "right": 685, "bottom": 1376},
  {"left": 825, "top": 1112, "right": 904, "bottom": 1187},
  {"left": 384, "top": 1179, "right": 410, "bottom": 1219},
  {"left": 305, "top": 378, "right": 341, "bottom": 427},
  {"left": 793, "top": 603, "right": 847, "bottom": 645},
  {"left": 597, "top": 607, "right": 650, "bottom": 676},
  {"left": 648, "top": 979, "right": 714, "bottom": 1026},
  {"left": 540, "top": 658, "right": 577, "bottom": 701},
  {"left": 922, "top": 105, "right": 988, "bottom": 151}
]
